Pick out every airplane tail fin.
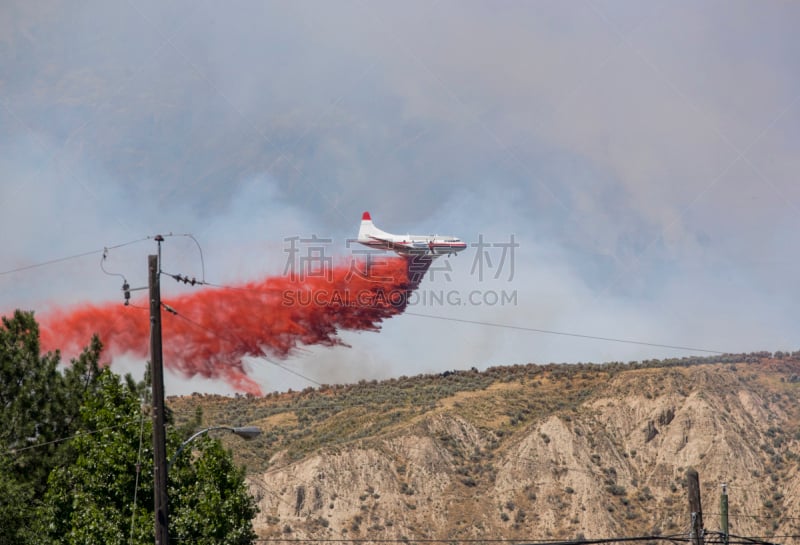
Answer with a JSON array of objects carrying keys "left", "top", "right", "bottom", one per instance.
[
  {"left": 358, "top": 211, "right": 394, "bottom": 241},
  {"left": 358, "top": 211, "right": 377, "bottom": 241}
]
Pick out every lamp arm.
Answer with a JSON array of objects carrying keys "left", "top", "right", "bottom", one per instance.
[{"left": 167, "top": 426, "right": 233, "bottom": 471}]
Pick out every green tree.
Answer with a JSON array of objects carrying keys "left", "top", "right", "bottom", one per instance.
[
  {"left": 36, "top": 368, "right": 153, "bottom": 545},
  {"left": 0, "top": 310, "right": 65, "bottom": 486},
  {"left": 0, "top": 453, "right": 32, "bottom": 544},
  {"left": 170, "top": 436, "right": 258, "bottom": 544},
  {"left": 37, "top": 368, "right": 257, "bottom": 544},
  {"left": 0, "top": 311, "right": 256, "bottom": 544},
  {"left": 0, "top": 310, "right": 103, "bottom": 543}
]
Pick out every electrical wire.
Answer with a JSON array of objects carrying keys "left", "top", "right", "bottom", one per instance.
[
  {"left": 162, "top": 270, "right": 729, "bottom": 358},
  {"left": 404, "top": 312, "right": 726, "bottom": 355},
  {"left": 161, "top": 270, "right": 287, "bottom": 295},
  {"left": 0, "top": 237, "right": 150, "bottom": 276},
  {"left": 707, "top": 513, "right": 800, "bottom": 522},
  {"left": 159, "top": 233, "right": 207, "bottom": 283},
  {"left": 128, "top": 411, "right": 146, "bottom": 545},
  {"left": 714, "top": 533, "right": 782, "bottom": 545},
  {"left": 5, "top": 417, "right": 139, "bottom": 455},
  {"left": 0, "top": 249, "right": 104, "bottom": 276},
  {"left": 251, "top": 536, "right": 691, "bottom": 544},
  {"left": 249, "top": 539, "right": 783, "bottom": 545},
  {"left": 100, "top": 247, "right": 128, "bottom": 281},
  {"left": 164, "top": 303, "right": 323, "bottom": 387}
]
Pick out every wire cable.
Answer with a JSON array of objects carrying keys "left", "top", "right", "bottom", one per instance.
[
  {"left": 252, "top": 536, "right": 691, "bottom": 544},
  {"left": 405, "top": 312, "right": 726, "bottom": 354},
  {"left": 164, "top": 303, "right": 323, "bottom": 387},
  {"left": 0, "top": 237, "right": 150, "bottom": 276},
  {"left": 162, "top": 271, "right": 728, "bottom": 359},
  {"left": 1, "top": 248, "right": 106, "bottom": 276},
  {"left": 160, "top": 233, "right": 207, "bottom": 283},
  {"left": 161, "top": 270, "right": 287, "bottom": 295},
  {"left": 249, "top": 539, "right": 786, "bottom": 545},
  {"left": 5, "top": 417, "right": 139, "bottom": 455},
  {"left": 100, "top": 247, "right": 128, "bottom": 281},
  {"left": 128, "top": 410, "right": 146, "bottom": 545}
]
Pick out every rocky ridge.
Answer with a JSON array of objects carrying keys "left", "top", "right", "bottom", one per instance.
[{"left": 170, "top": 354, "right": 800, "bottom": 541}]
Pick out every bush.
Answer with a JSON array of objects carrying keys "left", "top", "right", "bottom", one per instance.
[{"left": 607, "top": 484, "right": 627, "bottom": 496}]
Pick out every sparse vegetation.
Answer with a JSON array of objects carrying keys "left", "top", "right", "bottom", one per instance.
[
  {"left": 165, "top": 352, "right": 800, "bottom": 541},
  {"left": 607, "top": 485, "right": 627, "bottom": 496}
]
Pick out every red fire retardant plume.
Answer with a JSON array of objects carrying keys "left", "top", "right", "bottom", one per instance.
[{"left": 39, "top": 256, "right": 432, "bottom": 395}]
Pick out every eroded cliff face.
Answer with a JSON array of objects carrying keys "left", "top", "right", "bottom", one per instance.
[{"left": 236, "top": 360, "right": 800, "bottom": 540}]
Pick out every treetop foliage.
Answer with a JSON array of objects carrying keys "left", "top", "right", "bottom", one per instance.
[{"left": 0, "top": 310, "right": 257, "bottom": 544}]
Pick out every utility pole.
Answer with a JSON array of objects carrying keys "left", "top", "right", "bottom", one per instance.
[
  {"left": 721, "top": 483, "right": 729, "bottom": 545},
  {"left": 149, "top": 239, "right": 169, "bottom": 545},
  {"left": 687, "top": 468, "right": 704, "bottom": 545}
]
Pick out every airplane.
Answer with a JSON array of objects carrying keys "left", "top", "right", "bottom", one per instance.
[{"left": 356, "top": 211, "right": 467, "bottom": 257}]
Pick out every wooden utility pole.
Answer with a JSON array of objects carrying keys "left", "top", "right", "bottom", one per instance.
[
  {"left": 687, "top": 468, "right": 704, "bottom": 545},
  {"left": 721, "top": 483, "right": 729, "bottom": 545},
  {"left": 149, "top": 246, "right": 169, "bottom": 545}
]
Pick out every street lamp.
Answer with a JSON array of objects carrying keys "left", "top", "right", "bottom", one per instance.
[{"left": 168, "top": 425, "right": 262, "bottom": 470}]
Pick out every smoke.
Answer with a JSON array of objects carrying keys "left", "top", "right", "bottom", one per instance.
[{"left": 38, "top": 256, "right": 432, "bottom": 395}]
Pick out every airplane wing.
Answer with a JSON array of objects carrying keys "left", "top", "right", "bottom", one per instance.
[
  {"left": 367, "top": 235, "right": 411, "bottom": 250},
  {"left": 366, "top": 235, "right": 429, "bottom": 254}
]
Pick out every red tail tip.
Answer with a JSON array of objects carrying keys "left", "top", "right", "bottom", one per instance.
[{"left": 362, "top": 211, "right": 371, "bottom": 221}]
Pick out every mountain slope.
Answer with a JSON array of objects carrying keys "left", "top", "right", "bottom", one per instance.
[{"left": 170, "top": 353, "right": 800, "bottom": 540}]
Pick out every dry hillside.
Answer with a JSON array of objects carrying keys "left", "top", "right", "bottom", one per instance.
[{"left": 170, "top": 352, "right": 800, "bottom": 541}]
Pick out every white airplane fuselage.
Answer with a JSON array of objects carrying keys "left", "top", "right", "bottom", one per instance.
[{"left": 356, "top": 211, "right": 467, "bottom": 257}]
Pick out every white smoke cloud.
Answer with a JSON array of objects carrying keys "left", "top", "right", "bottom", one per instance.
[{"left": 2, "top": 0, "right": 798, "bottom": 394}]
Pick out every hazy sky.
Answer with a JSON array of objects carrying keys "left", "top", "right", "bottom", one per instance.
[{"left": 2, "top": 1, "right": 798, "bottom": 395}]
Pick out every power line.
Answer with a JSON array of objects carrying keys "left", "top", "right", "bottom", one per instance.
[
  {"left": 162, "top": 269, "right": 727, "bottom": 365},
  {"left": 0, "top": 236, "right": 150, "bottom": 276},
  {"left": 1, "top": 248, "right": 106, "bottom": 276},
  {"left": 249, "top": 538, "right": 783, "bottom": 545},
  {"left": 6, "top": 417, "right": 140, "bottom": 455},
  {"left": 708, "top": 513, "right": 800, "bottom": 522},
  {"left": 405, "top": 312, "right": 726, "bottom": 355},
  {"left": 162, "top": 270, "right": 286, "bottom": 295},
  {"left": 707, "top": 534, "right": 783, "bottom": 545},
  {"left": 251, "top": 536, "right": 691, "bottom": 544},
  {"left": 161, "top": 233, "right": 206, "bottom": 283},
  {"left": 128, "top": 412, "right": 147, "bottom": 545},
  {"left": 0, "top": 234, "right": 203, "bottom": 279},
  {"left": 165, "top": 303, "right": 323, "bottom": 387}
]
